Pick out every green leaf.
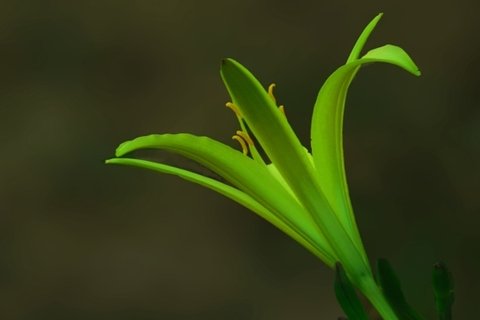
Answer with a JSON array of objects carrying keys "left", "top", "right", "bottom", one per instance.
[
  {"left": 310, "top": 41, "right": 420, "bottom": 259},
  {"left": 113, "top": 133, "right": 337, "bottom": 265},
  {"left": 106, "top": 157, "right": 327, "bottom": 261},
  {"left": 376, "top": 259, "right": 424, "bottom": 320},
  {"left": 432, "top": 262, "right": 454, "bottom": 320},
  {"left": 335, "top": 263, "right": 370, "bottom": 320}
]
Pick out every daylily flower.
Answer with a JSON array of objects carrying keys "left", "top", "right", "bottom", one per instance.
[{"left": 107, "top": 13, "right": 420, "bottom": 320}]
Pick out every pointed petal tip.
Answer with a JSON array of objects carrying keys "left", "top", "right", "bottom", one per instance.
[
  {"left": 220, "top": 58, "right": 243, "bottom": 77},
  {"left": 115, "top": 143, "right": 126, "bottom": 157},
  {"left": 221, "top": 58, "right": 236, "bottom": 68},
  {"left": 346, "top": 12, "right": 385, "bottom": 63},
  {"left": 361, "top": 44, "right": 421, "bottom": 76},
  {"left": 407, "top": 62, "right": 421, "bottom": 77},
  {"left": 105, "top": 158, "right": 120, "bottom": 165},
  {"left": 372, "top": 12, "right": 384, "bottom": 25},
  {"left": 114, "top": 139, "right": 136, "bottom": 157}
]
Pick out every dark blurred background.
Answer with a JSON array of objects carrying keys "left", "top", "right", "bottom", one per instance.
[{"left": 0, "top": 0, "right": 478, "bottom": 319}]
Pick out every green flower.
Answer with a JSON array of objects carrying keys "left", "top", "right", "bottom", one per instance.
[{"left": 107, "top": 13, "right": 420, "bottom": 320}]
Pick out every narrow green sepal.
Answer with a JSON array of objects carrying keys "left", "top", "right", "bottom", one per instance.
[
  {"left": 432, "top": 262, "right": 454, "bottom": 320},
  {"left": 105, "top": 157, "right": 331, "bottom": 263},
  {"left": 376, "top": 259, "right": 424, "bottom": 320},
  {"left": 362, "top": 45, "right": 421, "bottom": 76},
  {"left": 112, "top": 133, "right": 338, "bottom": 265},
  {"left": 347, "top": 12, "right": 383, "bottom": 63},
  {"left": 220, "top": 58, "right": 321, "bottom": 207},
  {"left": 310, "top": 38, "right": 421, "bottom": 259},
  {"left": 335, "top": 263, "right": 369, "bottom": 320}
]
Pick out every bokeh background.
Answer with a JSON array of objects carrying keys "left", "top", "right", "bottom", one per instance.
[{"left": 0, "top": 0, "right": 478, "bottom": 319}]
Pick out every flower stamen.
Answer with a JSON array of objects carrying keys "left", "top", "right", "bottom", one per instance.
[
  {"left": 226, "top": 103, "right": 265, "bottom": 164},
  {"left": 225, "top": 102, "right": 242, "bottom": 118},
  {"left": 268, "top": 83, "right": 277, "bottom": 103},
  {"left": 268, "top": 84, "right": 286, "bottom": 117},
  {"left": 232, "top": 134, "right": 249, "bottom": 155},
  {"left": 235, "top": 130, "right": 254, "bottom": 147}
]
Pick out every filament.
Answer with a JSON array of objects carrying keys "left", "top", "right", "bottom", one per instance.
[
  {"left": 235, "top": 130, "right": 254, "bottom": 147},
  {"left": 268, "top": 83, "right": 277, "bottom": 103},
  {"left": 232, "top": 134, "right": 248, "bottom": 155},
  {"left": 225, "top": 102, "right": 241, "bottom": 118}
]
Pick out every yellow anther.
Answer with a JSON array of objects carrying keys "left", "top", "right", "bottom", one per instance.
[
  {"left": 268, "top": 83, "right": 277, "bottom": 103},
  {"left": 232, "top": 134, "right": 248, "bottom": 155},
  {"left": 235, "top": 130, "right": 254, "bottom": 146},
  {"left": 225, "top": 102, "right": 241, "bottom": 117},
  {"left": 279, "top": 105, "right": 286, "bottom": 116}
]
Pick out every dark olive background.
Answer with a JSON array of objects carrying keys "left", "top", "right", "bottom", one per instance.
[{"left": 0, "top": 0, "right": 478, "bottom": 319}]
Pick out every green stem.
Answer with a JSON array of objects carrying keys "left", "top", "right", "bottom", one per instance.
[{"left": 359, "top": 276, "right": 398, "bottom": 320}]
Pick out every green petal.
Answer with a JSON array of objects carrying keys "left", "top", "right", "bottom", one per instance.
[
  {"left": 310, "top": 36, "right": 420, "bottom": 256},
  {"left": 221, "top": 59, "right": 370, "bottom": 278},
  {"left": 113, "top": 133, "right": 337, "bottom": 265},
  {"left": 221, "top": 60, "right": 371, "bottom": 278},
  {"left": 346, "top": 13, "right": 383, "bottom": 63},
  {"left": 106, "top": 157, "right": 328, "bottom": 261},
  {"left": 221, "top": 58, "right": 317, "bottom": 195},
  {"left": 362, "top": 45, "right": 421, "bottom": 76}
]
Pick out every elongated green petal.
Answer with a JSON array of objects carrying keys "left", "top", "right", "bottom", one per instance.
[
  {"left": 362, "top": 45, "right": 421, "bottom": 76},
  {"left": 106, "top": 157, "right": 329, "bottom": 261},
  {"left": 346, "top": 13, "right": 383, "bottom": 63},
  {"left": 114, "top": 133, "right": 337, "bottom": 265},
  {"left": 221, "top": 58, "right": 317, "bottom": 191},
  {"left": 221, "top": 59, "right": 371, "bottom": 280},
  {"left": 310, "top": 44, "right": 420, "bottom": 254}
]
